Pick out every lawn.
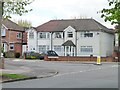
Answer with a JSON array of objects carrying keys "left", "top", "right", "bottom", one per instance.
[{"left": 0, "top": 73, "right": 28, "bottom": 79}]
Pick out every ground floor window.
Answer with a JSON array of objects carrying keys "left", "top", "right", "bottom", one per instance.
[
  {"left": 80, "top": 46, "right": 93, "bottom": 53},
  {"left": 38, "top": 45, "right": 49, "bottom": 53},
  {"left": 53, "top": 45, "right": 62, "bottom": 52},
  {"left": 9, "top": 43, "right": 14, "bottom": 50}
]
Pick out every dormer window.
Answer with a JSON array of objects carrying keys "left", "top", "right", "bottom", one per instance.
[{"left": 67, "top": 32, "right": 73, "bottom": 38}]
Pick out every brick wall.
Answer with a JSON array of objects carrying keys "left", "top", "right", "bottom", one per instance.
[
  {"left": 44, "top": 56, "right": 114, "bottom": 62},
  {"left": 14, "top": 43, "right": 22, "bottom": 55},
  {"left": 2, "top": 29, "right": 24, "bottom": 56}
]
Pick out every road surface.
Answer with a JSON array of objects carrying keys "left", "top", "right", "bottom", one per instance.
[{"left": 2, "top": 60, "right": 119, "bottom": 88}]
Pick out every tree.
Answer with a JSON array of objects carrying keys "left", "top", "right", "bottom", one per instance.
[
  {"left": 0, "top": 0, "right": 33, "bottom": 69},
  {"left": 2, "top": 0, "right": 33, "bottom": 18},
  {"left": 101, "top": 0, "right": 120, "bottom": 61},
  {"left": 16, "top": 19, "right": 32, "bottom": 28}
]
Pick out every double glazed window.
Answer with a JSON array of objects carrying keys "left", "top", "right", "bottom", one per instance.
[
  {"left": 17, "top": 32, "right": 22, "bottom": 39},
  {"left": 29, "top": 32, "right": 34, "bottom": 39},
  {"left": 80, "top": 31, "right": 93, "bottom": 37},
  {"left": 38, "top": 32, "right": 49, "bottom": 39},
  {"left": 67, "top": 32, "right": 73, "bottom": 38},
  {"left": 54, "top": 32, "right": 62, "bottom": 38},
  {"left": 80, "top": 46, "right": 93, "bottom": 53},
  {"left": 9, "top": 43, "right": 14, "bottom": 50},
  {"left": 38, "top": 45, "right": 49, "bottom": 53},
  {"left": 53, "top": 45, "right": 62, "bottom": 52},
  {"left": 1, "top": 26, "right": 6, "bottom": 36}
]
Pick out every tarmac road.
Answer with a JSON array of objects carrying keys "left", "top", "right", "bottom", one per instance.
[{"left": 2, "top": 59, "right": 119, "bottom": 88}]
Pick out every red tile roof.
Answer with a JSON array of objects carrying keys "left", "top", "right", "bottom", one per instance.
[
  {"left": 36, "top": 20, "right": 60, "bottom": 32},
  {"left": 36, "top": 19, "right": 114, "bottom": 34}
]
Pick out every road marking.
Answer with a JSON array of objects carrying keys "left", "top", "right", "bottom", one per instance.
[
  {"left": 54, "top": 65, "right": 118, "bottom": 77},
  {"left": 111, "top": 65, "right": 118, "bottom": 67}
]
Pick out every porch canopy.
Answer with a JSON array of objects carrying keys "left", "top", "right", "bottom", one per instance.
[
  {"left": 62, "top": 40, "right": 76, "bottom": 47},
  {"left": 62, "top": 40, "right": 76, "bottom": 56}
]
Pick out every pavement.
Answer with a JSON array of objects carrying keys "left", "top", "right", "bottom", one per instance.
[{"left": 0, "top": 58, "right": 58, "bottom": 83}]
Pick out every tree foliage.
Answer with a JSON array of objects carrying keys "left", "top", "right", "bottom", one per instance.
[
  {"left": 101, "top": 0, "right": 120, "bottom": 40},
  {"left": 101, "top": 0, "right": 120, "bottom": 25},
  {"left": 16, "top": 19, "right": 32, "bottom": 28},
  {"left": 2, "top": 0, "right": 34, "bottom": 18}
]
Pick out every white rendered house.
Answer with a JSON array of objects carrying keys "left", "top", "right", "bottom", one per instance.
[{"left": 26, "top": 19, "right": 114, "bottom": 57}]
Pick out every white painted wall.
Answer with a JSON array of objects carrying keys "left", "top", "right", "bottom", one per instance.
[
  {"left": 2, "top": 43, "right": 7, "bottom": 52},
  {"left": 22, "top": 45, "right": 27, "bottom": 55},
  {"left": 27, "top": 27, "right": 114, "bottom": 57},
  {"left": 64, "top": 26, "right": 76, "bottom": 44},
  {"left": 100, "top": 32, "right": 114, "bottom": 57},
  {"left": 27, "top": 28, "right": 37, "bottom": 52},
  {"left": 77, "top": 31, "right": 100, "bottom": 57}
]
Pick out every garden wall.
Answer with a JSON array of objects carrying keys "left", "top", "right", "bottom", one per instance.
[{"left": 44, "top": 56, "right": 114, "bottom": 62}]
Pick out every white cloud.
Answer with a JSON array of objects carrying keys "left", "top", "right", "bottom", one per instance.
[{"left": 11, "top": 0, "right": 114, "bottom": 28}]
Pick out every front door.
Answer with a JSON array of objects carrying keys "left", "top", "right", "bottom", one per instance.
[{"left": 65, "top": 46, "right": 75, "bottom": 56}]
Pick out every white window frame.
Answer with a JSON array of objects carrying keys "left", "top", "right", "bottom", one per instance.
[
  {"left": 54, "top": 32, "right": 62, "bottom": 38},
  {"left": 39, "top": 32, "right": 49, "bottom": 39},
  {"left": 9, "top": 43, "right": 14, "bottom": 50},
  {"left": 67, "top": 32, "right": 73, "bottom": 38},
  {"left": 29, "top": 32, "right": 34, "bottom": 39},
  {"left": 80, "top": 46, "right": 93, "bottom": 53},
  {"left": 1, "top": 25, "right": 6, "bottom": 36},
  {"left": 53, "top": 45, "right": 62, "bottom": 52},
  {"left": 17, "top": 32, "right": 22, "bottom": 39},
  {"left": 38, "top": 45, "right": 49, "bottom": 53},
  {"left": 80, "top": 31, "right": 93, "bottom": 38}
]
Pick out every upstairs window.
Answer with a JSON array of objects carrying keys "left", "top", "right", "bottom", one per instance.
[
  {"left": 29, "top": 32, "right": 34, "bottom": 39},
  {"left": 80, "top": 31, "right": 93, "bottom": 37},
  {"left": 17, "top": 32, "right": 22, "bottom": 39},
  {"left": 54, "top": 32, "right": 62, "bottom": 38},
  {"left": 39, "top": 32, "right": 49, "bottom": 39},
  {"left": 67, "top": 32, "right": 73, "bottom": 38},
  {"left": 1, "top": 26, "right": 6, "bottom": 36}
]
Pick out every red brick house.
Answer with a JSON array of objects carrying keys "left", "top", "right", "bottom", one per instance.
[{"left": 1, "top": 19, "right": 27, "bottom": 56}]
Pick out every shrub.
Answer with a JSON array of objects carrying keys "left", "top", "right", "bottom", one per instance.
[
  {"left": 4, "top": 51, "right": 15, "bottom": 58},
  {"left": 24, "top": 52, "right": 41, "bottom": 59},
  {"left": 15, "top": 52, "right": 20, "bottom": 58}
]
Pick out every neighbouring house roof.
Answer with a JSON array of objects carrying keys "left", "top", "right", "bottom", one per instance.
[
  {"left": 62, "top": 40, "right": 76, "bottom": 47},
  {"left": 36, "top": 19, "right": 114, "bottom": 34},
  {"left": 2, "top": 19, "right": 24, "bottom": 31}
]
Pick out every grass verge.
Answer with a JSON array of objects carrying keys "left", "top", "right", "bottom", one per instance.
[{"left": 0, "top": 73, "right": 28, "bottom": 79}]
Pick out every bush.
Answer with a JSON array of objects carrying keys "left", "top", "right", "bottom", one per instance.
[
  {"left": 4, "top": 51, "right": 15, "bottom": 58},
  {"left": 24, "top": 52, "right": 41, "bottom": 59},
  {"left": 15, "top": 52, "right": 20, "bottom": 58}
]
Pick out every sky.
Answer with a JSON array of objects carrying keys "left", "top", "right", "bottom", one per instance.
[{"left": 11, "top": 0, "right": 115, "bottom": 28}]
